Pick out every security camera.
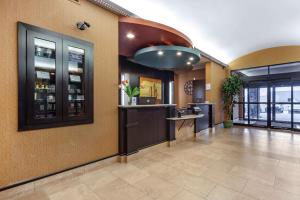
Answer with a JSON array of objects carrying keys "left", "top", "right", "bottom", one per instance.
[{"left": 76, "top": 21, "right": 91, "bottom": 30}]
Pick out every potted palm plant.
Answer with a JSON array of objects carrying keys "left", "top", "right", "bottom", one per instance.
[
  {"left": 120, "top": 80, "right": 140, "bottom": 105},
  {"left": 222, "top": 74, "right": 243, "bottom": 128}
]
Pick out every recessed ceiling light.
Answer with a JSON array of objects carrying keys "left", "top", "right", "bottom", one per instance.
[
  {"left": 176, "top": 51, "right": 182, "bottom": 56},
  {"left": 158, "top": 50, "right": 164, "bottom": 56},
  {"left": 189, "top": 57, "right": 194, "bottom": 61},
  {"left": 126, "top": 33, "right": 135, "bottom": 39},
  {"left": 187, "top": 61, "right": 191, "bottom": 65}
]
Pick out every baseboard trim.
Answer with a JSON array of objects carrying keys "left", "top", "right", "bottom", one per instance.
[{"left": 0, "top": 153, "right": 119, "bottom": 192}]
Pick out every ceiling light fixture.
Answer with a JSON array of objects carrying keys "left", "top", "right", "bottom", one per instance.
[
  {"left": 176, "top": 51, "right": 182, "bottom": 56},
  {"left": 189, "top": 57, "right": 194, "bottom": 61},
  {"left": 157, "top": 50, "right": 164, "bottom": 56},
  {"left": 187, "top": 61, "right": 191, "bottom": 65},
  {"left": 126, "top": 33, "right": 135, "bottom": 39}
]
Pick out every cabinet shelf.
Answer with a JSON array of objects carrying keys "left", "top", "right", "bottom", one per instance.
[
  {"left": 35, "top": 66, "right": 56, "bottom": 72},
  {"left": 35, "top": 54, "right": 55, "bottom": 59},
  {"left": 35, "top": 90, "right": 55, "bottom": 93},
  {"left": 68, "top": 99, "right": 85, "bottom": 102},
  {"left": 69, "top": 70, "right": 83, "bottom": 75},
  {"left": 35, "top": 99, "right": 56, "bottom": 103}
]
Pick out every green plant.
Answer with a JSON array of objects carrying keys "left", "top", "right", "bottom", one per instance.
[
  {"left": 222, "top": 74, "right": 243, "bottom": 120},
  {"left": 124, "top": 85, "right": 140, "bottom": 98},
  {"left": 120, "top": 80, "right": 140, "bottom": 104}
]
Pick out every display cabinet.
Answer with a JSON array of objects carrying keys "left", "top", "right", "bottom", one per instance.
[{"left": 18, "top": 22, "right": 93, "bottom": 131}]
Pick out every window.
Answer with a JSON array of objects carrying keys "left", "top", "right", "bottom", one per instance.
[
  {"left": 238, "top": 66, "right": 268, "bottom": 77},
  {"left": 270, "top": 62, "right": 300, "bottom": 75}
]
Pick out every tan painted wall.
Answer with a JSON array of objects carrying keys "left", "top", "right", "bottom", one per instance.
[
  {"left": 174, "top": 69, "right": 205, "bottom": 108},
  {"left": 229, "top": 46, "right": 300, "bottom": 70},
  {"left": 0, "top": 0, "right": 119, "bottom": 188},
  {"left": 205, "top": 62, "right": 227, "bottom": 124}
]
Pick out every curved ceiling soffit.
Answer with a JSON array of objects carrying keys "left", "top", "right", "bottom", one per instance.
[
  {"left": 133, "top": 45, "right": 201, "bottom": 70},
  {"left": 229, "top": 44, "right": 300, "bottom": 61},
  {"left": 119, "top": 17, "right": 194, "bottom": 57},
  {"left": 229, "top": 45, "right": 300, "bottom": 67}
]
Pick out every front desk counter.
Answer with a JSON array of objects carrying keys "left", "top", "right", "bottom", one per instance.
[
  {"left": 119, "top": 104, "right": 176, "bottom": 158},
  {"left": 166, "top": 114, "right": 205, "bottom": 143},
  {"left": 118, "top": 103, "right": 215, "bottom": 160},
  {"left": 188, "top": 103, "right": 215, "bottom": 131}
]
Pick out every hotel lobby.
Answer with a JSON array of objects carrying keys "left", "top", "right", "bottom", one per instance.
[{"left": 1, "top": 0, "right": 300, "bottom": 199}]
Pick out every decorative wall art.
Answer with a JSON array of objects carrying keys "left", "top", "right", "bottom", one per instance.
[
  {"left": 184, "top": 80, "right": 193, "bottom": 95},
  {"left": 140, "top": 77, "right": 162, "bottom": 100}
]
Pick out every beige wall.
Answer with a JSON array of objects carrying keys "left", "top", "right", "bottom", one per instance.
[
  {"left": 229, "top": 46, "right": 300, "bottom": 70},
  {"left": 174, "top": 69, "right": 205, "bottom": 108},
  {"left": 205, "top": 62, "right": 227, "bottom": 124},
  {"left": 0, "top": 0, "right": 119, "bottom": 188},
  {"left": 174, "top": 65, "right": 226, "bottom": 124}
]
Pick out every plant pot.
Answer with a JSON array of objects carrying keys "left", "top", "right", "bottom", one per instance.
[
  {"left": 223, "top": 120, "right": 233, "bottom": 128},
  {"left": 128, "top": 96, "right": 132, "bottom": 105}
]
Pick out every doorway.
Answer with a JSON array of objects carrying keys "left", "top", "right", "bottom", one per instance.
[
  {"left": 232, "top": 61, "right": 300, "bottom": 131},
  {"left": 270, "top": 83, "right": 292, "bottom": 129},
  {"left": 235, "top": 82, "right": 293, "bottom": 129}
]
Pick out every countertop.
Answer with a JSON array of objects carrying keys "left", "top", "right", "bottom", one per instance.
[
  {"left": 166, "top": 114, "right": 204, "bottom": 121},
  {"left": 118, "top": 104, "right": 177, "bottom": 108},
  {"left": 188, "top": 103, "right": 215, "bottom": 105}
]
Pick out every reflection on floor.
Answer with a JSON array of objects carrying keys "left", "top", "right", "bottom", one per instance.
[
  {"left": 2, "top": 126, "right": 300, "bottom": 200},
  {"left": 234, "top": 119, "right": 267, "bottom": 126},
  {"left": 234, "top": 119, "right": 300, "bottom": 129}
]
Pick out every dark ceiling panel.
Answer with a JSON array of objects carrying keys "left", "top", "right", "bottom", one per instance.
[{"left": 119, "top": 17, "right": 193, "bottom": 57}]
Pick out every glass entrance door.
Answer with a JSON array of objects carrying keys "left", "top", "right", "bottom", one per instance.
[
  {"left": 232, "top": 62, "right": 300, "bottom": 131},
  {"left": 270, "top": 84, "right": 292, "bottom": 129},
  {"left": 248, "top": 86, "right": 268, "bottom": 127},
  {"left": 237, "top": 83, "right": 293, "bottom": 130},
  {"left": 293, "top": 85, "right": 300, "bottom": 130}
]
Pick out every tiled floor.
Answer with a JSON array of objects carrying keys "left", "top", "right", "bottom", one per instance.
[{"left": 2, "top": 126, "right": 300, "bottom": 200}]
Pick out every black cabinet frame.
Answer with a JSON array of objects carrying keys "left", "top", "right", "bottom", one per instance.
[{"left": 18, "top": 22, "right": 94, "bottom": 131}]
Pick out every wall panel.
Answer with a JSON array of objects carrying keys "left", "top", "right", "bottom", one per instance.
[
  {"left": 205, "top": 62, "right": 227, "bottom": 124},
  {"left": 0, "top": 0, "right": 119, "bottom": 188},
  {"left": 174, "top": 69, "right": 205, "bottom": 108}
]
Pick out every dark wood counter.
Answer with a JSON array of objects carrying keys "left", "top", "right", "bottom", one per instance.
[
  {"left": 119, "top": 103, "right": 214, "bottom": 157},
  {"left": 188, "top": 103, "right": 215, "bottom": 131},
  {"left": 119, "top": 105, "right": 176, "bottom": 156}
]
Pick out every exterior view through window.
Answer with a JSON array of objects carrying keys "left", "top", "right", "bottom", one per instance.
[{"left": 232, "top": 62, "right": 300, "bottom": 130}]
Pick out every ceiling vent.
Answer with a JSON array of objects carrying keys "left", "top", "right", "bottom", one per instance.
[
  {"left": 88, "top": 0, "right": 138, "bottom": 17},
  {"left": 68, "top": 0, "right": 80, "bottom": 4}
]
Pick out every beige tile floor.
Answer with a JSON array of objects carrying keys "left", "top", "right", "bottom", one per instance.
[{"left": 2, "top": 126, "right": 300, "bottom": 200}]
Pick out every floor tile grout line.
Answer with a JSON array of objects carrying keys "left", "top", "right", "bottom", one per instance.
[{"left": 205, "top": 183, "right": 217, "bottom": 197}]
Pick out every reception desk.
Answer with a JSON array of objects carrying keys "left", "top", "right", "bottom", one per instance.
[
  {"left": 118, "top": 104, "right": 176, "bottom": 157},
  {"left": 118, "top": 103, "right": 215, "bottom": 160},
  {"left": 188, "top": 103, "right": 215, "bottom": 130}
]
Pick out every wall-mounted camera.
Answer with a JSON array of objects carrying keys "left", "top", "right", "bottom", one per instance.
[{"left": 76, "top": 21, "right": 91, "bottom": 31}]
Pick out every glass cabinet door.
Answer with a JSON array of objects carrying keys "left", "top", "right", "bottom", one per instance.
[
  {"left": 26, "top": 31, "right": 62, "bottom": 124},
  {"left": 34, "top": 38, "right": 56, "bottom": 119},
  {"left": 67, "top": 46, "right": 85, "bottom": 117},
  {"left": 63, "top": 41, "right": 92, "bottom": 121}
]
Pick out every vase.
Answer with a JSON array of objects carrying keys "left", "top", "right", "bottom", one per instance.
[
  {"left": 128, "top": 96, "right": 132, "bottom": 105},
  {"left": 131, "top": 97, "right": 137, "bottom": 105}
]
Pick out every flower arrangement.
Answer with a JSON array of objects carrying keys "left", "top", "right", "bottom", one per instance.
[{"left": 119, "top": 80, "right": 140, "bottom": 105}]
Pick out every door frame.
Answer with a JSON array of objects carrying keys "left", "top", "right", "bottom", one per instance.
[{"left": 232, "top": 62, "right": 300, "bottom": 132}]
